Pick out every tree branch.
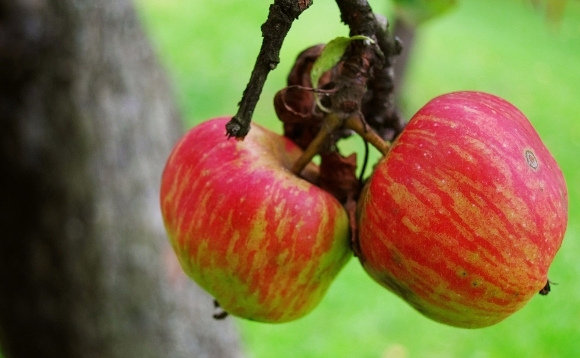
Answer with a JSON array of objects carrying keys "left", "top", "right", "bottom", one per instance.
[
  {"left": 335, "top": 0, "right": 376, "bottom": 36},
  {"left": 335, "top": 0, "right": 405, "bottom": 140},
  {"left": 226, "top": 0, "right": 313, "bottom": 139}
]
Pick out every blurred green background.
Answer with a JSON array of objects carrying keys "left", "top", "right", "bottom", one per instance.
[{"left": 136, "top": 0, "right": 580, "bottom": 357}]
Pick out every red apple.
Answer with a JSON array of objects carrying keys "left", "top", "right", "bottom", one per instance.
[
  {"left": 357, "top": 91, "right": 568, "bottom": 328},
  {"left": 160, "top": 117, "right": 351, "bottom": 322}
]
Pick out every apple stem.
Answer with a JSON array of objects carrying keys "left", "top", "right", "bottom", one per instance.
[
  {"left": 345, "top": 115, "right": 391, "bottom": 155},
  {"left": 291, "top": 113, "right": 390, "bottom": 176},
  {"left": 291, "top": 113, "right": 342, "bottom": 175}
]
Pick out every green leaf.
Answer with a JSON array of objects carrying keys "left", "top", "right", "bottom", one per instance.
[
  {"left": 392, "top": 0, "right": 458, "bottom": 26},
  {"left": 310, "top": 35, "right": 374, "bottom": 112},
  {"left": 310, "top": 35, "right": 374, "bottom": 90}
]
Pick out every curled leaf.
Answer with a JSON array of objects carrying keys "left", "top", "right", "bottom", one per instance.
[
  {"left": 273, "top": 45, "right": 330, "bottom": 150},
  {"left": 310, "top": 35, "right": 374, "bottom": 111},
  {"left": 318, "top": 152, "right": 359, "bottom": 205}
]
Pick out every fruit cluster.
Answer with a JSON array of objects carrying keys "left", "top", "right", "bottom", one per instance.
[{"left": 160, "top": 91, "right": 567, "bottom": 328}]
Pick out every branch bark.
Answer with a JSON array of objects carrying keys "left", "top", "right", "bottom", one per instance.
[{"left": 226, "top": 0, "right": 313, "bottom": 139}]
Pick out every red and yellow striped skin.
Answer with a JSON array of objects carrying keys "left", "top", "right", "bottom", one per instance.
[
  {"left": 358, "top": 92, "right": 568, "bottom": 328},
  {"left": 160, "top": 118, "right": 351, "bottom": 323}
]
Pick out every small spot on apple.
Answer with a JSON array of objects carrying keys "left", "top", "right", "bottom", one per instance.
[{"left": 525, "top": 149, "right": 539, "bottom": 170}]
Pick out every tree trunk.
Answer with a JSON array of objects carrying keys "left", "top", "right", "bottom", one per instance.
[{"left": 0, "top": 1, "right": 243, "bottom": 357}]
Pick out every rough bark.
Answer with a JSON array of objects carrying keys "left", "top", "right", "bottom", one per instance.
[
  {"left": 227, "top": 0, "right": 313, "bottom": 138},
  {"left": 0, "top": 1, "right": 243, "bottom": 357}
]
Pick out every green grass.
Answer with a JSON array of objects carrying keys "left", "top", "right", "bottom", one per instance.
[{"left": 136, "top": 0, "right": 580, "bottom": 357}]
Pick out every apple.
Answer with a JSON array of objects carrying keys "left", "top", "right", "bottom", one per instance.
[
  {"left": 357, "top": 91, "right": 568, "bottom": 328},
  {"left": 160, "top": 117, "right": 351, "bottom": 323}
]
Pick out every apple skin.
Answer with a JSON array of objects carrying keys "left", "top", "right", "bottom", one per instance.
[
  {"left": 160, "top": 117, "right": 351, "bottom": 323},
  {"left": 357, "top": 91, "right": 568, "bottom": 328}
]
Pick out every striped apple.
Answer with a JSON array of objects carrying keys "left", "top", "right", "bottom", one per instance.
[
  {"left": 357, "top": 91, "right": 568, "bottom": 328},
  {"left": 160, "top": 117, "right": 351, "bottom": 323}
]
